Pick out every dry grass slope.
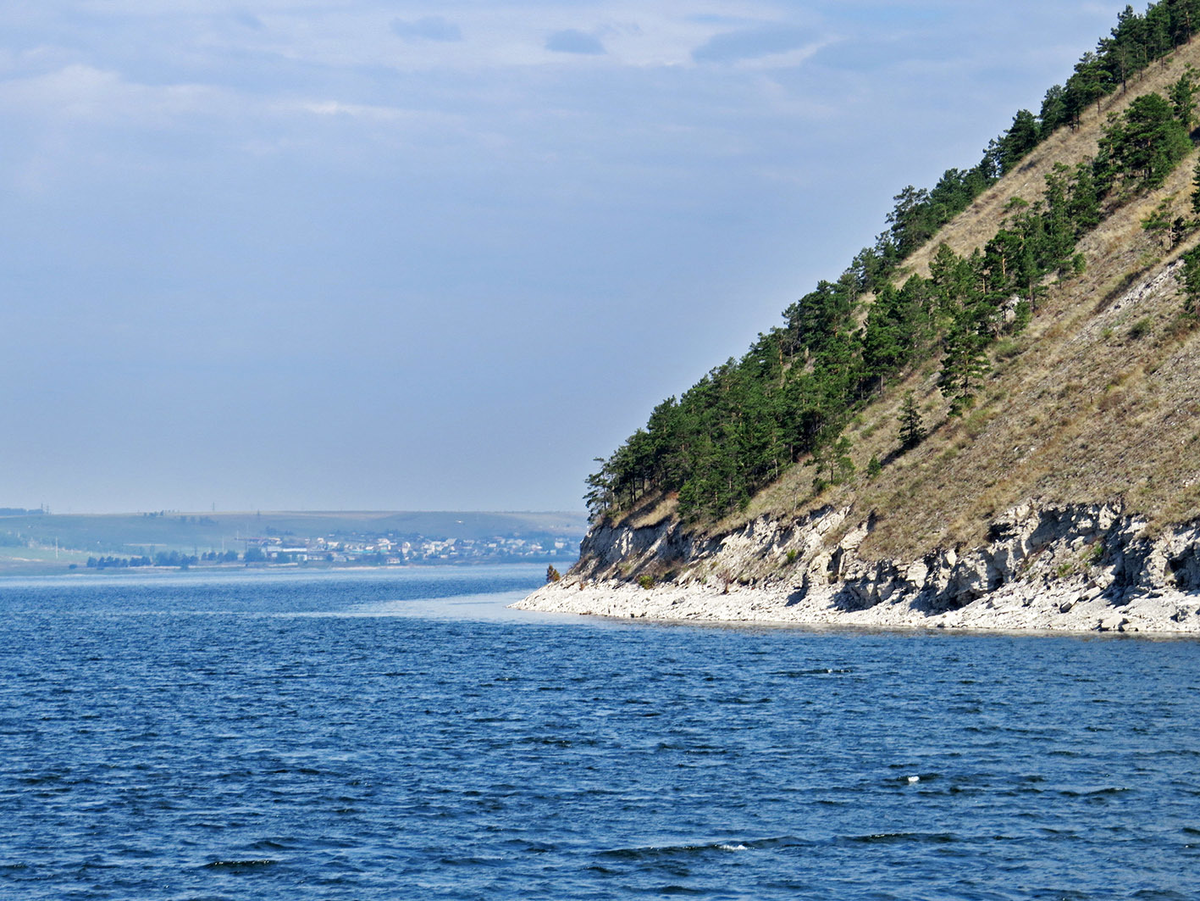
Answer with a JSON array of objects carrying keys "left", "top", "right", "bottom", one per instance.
[{"left": 686, "top": 39, "right": 1200, "bottom": 560}]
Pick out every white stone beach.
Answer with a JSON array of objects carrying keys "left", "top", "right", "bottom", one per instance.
[{"left": 515, "top": 577, "right": 1200, "bottom": 635}]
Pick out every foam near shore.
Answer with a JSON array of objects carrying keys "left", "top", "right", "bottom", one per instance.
[{"left": 514, "top": 578, "right": 1200, "bottom": 635}]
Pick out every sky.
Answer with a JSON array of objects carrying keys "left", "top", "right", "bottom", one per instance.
[{"left": 1, "top": 1, "right": 1128, "bottom": 513}]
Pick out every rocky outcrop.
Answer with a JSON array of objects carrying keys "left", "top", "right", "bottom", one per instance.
[{"left": 521, "top": 502, "right": 1200, "bottom": 633}]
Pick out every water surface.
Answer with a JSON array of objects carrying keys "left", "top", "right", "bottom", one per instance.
[{"left": 1, "top": 567, "right": 1198, "bottom": 899}]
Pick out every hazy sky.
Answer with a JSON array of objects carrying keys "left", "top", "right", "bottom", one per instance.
[{"left": 3, "top": 1, "right": 1124, "bottom": 513}]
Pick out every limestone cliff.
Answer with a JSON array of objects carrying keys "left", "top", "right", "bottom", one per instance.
[{"left": 520, "top": 503, "right": 1200, "bottom": 633}]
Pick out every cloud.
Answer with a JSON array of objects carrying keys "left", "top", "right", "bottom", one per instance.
[
  {"left": 391, "top": 16, "right": 462, "bottom": 42},
  {"left": 232, "top": 10, "right": 264, "bottom": 31},
  {"left": 0, "top": 64, "right": 217, "bottom": 123},
  {"left": 693, "top": 25, "right": 813, "bottom": 64},
  {"left": 545, "top": 29, "right": 605, "bottom": 55}
]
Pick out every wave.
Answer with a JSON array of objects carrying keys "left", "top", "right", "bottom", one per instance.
[
  {"left": 600, "top": 840, "right": 759, "bottom": 860},
  {"left": 202, "top": 859, "right": 278, "bottom": 870}
]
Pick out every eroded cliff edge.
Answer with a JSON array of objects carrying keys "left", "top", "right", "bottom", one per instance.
[{"left": 516, "top": 503, "right": 1200, "bottom": 633}]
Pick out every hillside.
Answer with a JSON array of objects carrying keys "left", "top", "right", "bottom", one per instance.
[
  {"left": 746, "top": 43, "right": 1200, "bottom": 561},
  {"left": 610, "top": 19, "right": 1200, "bottom": 558},
  {"left": 522, "top": 5, "right": 1200, "bottom": 632}
]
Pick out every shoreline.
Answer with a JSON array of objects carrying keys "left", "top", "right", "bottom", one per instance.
[
  {"left": 0, "top": 559, "right": 561, "bottom": 580},
  {"left": 514, "top": 579, "right": 1200, "bottom": 636}
]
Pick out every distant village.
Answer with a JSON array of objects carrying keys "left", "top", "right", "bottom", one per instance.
[
  {"left": 85, "top": 529, "right": 578, "bottom": 570},
  {"left": 240, "top": 530, "right": 578, "bottom": 566}
]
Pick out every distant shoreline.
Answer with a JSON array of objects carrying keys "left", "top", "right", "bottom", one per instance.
[{"left": 0, "top": 558, "right": 571, "bottom": 579}]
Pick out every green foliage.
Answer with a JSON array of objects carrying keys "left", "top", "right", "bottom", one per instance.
[
  {"left": 1039, "top": 84, "right": 1068, "bottom": 133},
  {"left": 995, "top": 109, "right": 1041, "bottom": 174},
  {"left": 1192, "top": 156, "right": 1200, "bottom": 216},
  {"left": 1010, "top": 299, "right": 1033, "bottom": 334},
  {"left": 939, "top": 315, "right": 991, "bottom": 416},
  {"left": 1181, "top": 244, "right": 1200, "bottom": 316},
  {"left": 897, "top": 392, "right": 926, "bottom": 451},
  {"left": 1142, "top": 195, "right": 1177, "bottom": 247},
  {"left": 928, "top": 164, "right": 1097, "bottom": 412},
  {"left": 636, "top": 573, "right": 655, "bottom": 590},
  {"left": 1173, "top": 216, "right": 1191, "bottom": 248},
  {"left": 861, "top": 278, "right": 932, "bottom": 384},
  {"left": 867, "top": 455, "right": 883, "bottom": 479},
  {"left": 808, "top": 436, "right": 856, "bottom": 493},
  {"left": 1099, "top": 92, "right": 1192, "bottom": 188},
  {"left": 154, "top": 549, "right": 200, "bottom": 568},
  {"left": 546, "top": 564, "right": 562, "bottom": 583},
  {"left": 1171, "top": 66, "right": 1199, "bottom": 131},
  {"left": 1040, "top": 2, "right": 1200, "bottom": 133},
  {"left": 1128, "top": 316, "right": 1154, "bottom": 340}
]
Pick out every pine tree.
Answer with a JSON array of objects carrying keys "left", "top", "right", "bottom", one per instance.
[
  {"left": 997, "top": 110, "right": 1041, "bottom": 173},
  {"left": 1068, "top": 161, "right": 1102, "bottom": 234},
  {"left": 1182, "top": 245, "right": 1200, "bottom": 316},
  {"left": 898, "top": 392, "right": 926, "bottom": 451},
  {"left": 1040, "top": 84, "right": 1069, "bottom": 133},
  {"left": 1101, "top": 91, "right": 1192, "bottom": 186},
  {"left": 1171, "top": 66, "right": 1199, "bottom": 129},
  {"left": 939, "top": 312, "right": 991, "bottom": 416},
  {"left": 1191, "top": 155, "right": 1200, "bottom": 215},
  {"left": 1070, "top": 52, "right": 1107, "bottom": 120},
  {"left": 808, "top": 436, "right": 855, "bottom": 492}
]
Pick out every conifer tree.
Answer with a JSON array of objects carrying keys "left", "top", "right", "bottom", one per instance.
[
  {"left": 808, "top": 436, "right": 855, "bottom": 492},
  {"left": 939, "top": 312, "right": 991, "bottom": 416},
  {"left": 1100, "top": 92, "right": 1192, "bottom": 186},
  {"left": 1182, "top": 245, "right": 1200, "bottom": 315},
  {"left": 1040, "top": 84, "right": 1069, "bottom": 133},
  {"left": 1191, "top": 155, "right": 1200, "bottom": 215},
  {"left": 898, "top": 392, "right": 926, "bottom": 451},
  {"left": 997, "top": 110, "right": 1041, "bottom": 173},
  {"left": 1171, "top": 66, "right": 1199, "bottom": 130},
  {"left": 1068, "top": 161, "right": 1102, "bottom": 234}
]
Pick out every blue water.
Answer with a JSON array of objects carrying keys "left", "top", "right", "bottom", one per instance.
[{"left": 2, "top": 566, "right": 1199, "bottom": 900}]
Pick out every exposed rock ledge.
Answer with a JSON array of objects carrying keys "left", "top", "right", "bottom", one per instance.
[{"left": 513, "top": 503, "right": 1200, "bottom": 634}]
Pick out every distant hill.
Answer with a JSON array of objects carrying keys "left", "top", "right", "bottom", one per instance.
[{"left": 0, "top": 510, "right": 588, "bottom": 565}]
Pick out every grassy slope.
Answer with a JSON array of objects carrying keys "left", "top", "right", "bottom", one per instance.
[{"left": 653, "top": 41, "right": 1200, "bottom": 560}]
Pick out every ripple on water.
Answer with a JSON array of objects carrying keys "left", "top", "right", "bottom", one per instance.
[{"left": 1, "top": 569, "right": 1199, "bottom": 901}]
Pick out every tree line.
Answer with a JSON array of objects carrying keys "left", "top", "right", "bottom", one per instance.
[
  {"left": 587, "top": 0, "right": 1200, "bottom": 523},
  {"left": 86, "top": 550, "right": 241, "bottom": 569}
]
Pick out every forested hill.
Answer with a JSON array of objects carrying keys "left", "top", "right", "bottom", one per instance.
[{"left": 584, "top": 0, "right": 1200, "bottom": 561}]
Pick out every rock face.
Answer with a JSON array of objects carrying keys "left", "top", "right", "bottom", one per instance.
[{"left": 522, "top": 502, "right": 1200, "bottom": 633}]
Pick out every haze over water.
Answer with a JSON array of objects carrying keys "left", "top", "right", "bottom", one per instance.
[{"left": 2, "top": 567, "right": 1198, "bottom": 899}]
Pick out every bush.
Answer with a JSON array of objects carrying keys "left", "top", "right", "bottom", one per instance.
[
  {"left": 1128, "top": 317, "right": 1153, "bottom": 341},
  {"left": 1182, "top": 245, "right": 1200, "bottom": 317},
  {"left": 636, "top": 574, "right": 655, "bottom": 590},
  {"left": 867, "top": 455, "right": 882, "bottom": 479}
]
